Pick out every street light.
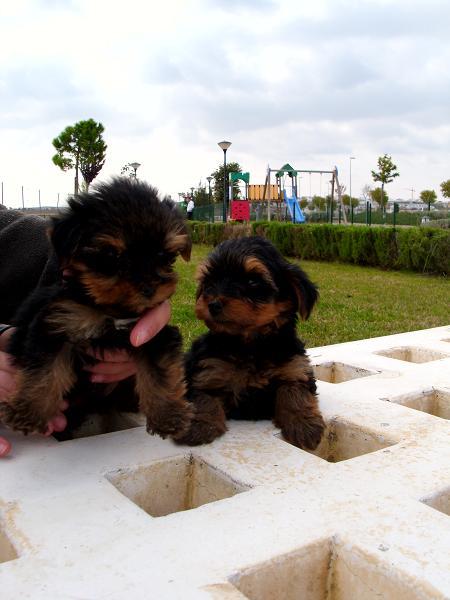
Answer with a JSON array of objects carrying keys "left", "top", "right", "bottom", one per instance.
[
  {"left": 206, "top": 176, "right": 213, "bottom": 203},
  {"left": 349, "top": 156, "right": 356, "bottom": 223},
  {"left": 218, "top": 140, "right": 231, "bottom": 222},
  {"left": 130, "top": 162, "right": 141, "bottom": 179}
]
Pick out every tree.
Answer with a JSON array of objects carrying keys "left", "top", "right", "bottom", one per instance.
[
  {"left": 299, "top": 197, "right": 309, "bottom": 210},
  {"left": 121, "top": 163, "right": 138, "bottom": 178},
  {"left": 52, "top": 119, "right": 107, "bottom": 194},
  {"left": 325, "top": 195, "right": 337, "bottom": 212},
  {"left": 419, "top": 189, "right": 437, "bottom": 211},
  {"left": 371, "top": 154, "right": 399, "bottom": 214},
  {"left": 341, "top": 194, "right": 359, "bottom": 214},
  {"left": 361, "top": 184, "right": 372, "bottom": 204},
  {"left": 194, "top": 186, "right": 210, "bottom": 207},
  {"left": 311, "top": 195, "right": 326, "bottom": 211},
  {"left": 342, "top": 193, "right": 352, "bottom": 212},
  {"left": 211, "top": 162, "right": 242, "bottom": 204},
  {"left": 440, "top": 180, "right": 450, "bottom": 198},
  {"left": 370, "top": 187, "right": 389, "bottom": 211}
]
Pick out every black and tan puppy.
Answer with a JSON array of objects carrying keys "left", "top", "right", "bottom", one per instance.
[
  {"left": 0, "top": 177, "right": 192, "bottom": 440},
  {"left": 177, "top": 236, "right": 325, "bottom": 450}
]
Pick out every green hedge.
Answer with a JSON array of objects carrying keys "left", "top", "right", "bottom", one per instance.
[{"left": 188, "top": 222, "right": 450, "bottom": 274}]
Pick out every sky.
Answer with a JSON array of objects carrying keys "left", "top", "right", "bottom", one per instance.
[{"left": 1, "top": 0, "right": 449, "bottom": 208}]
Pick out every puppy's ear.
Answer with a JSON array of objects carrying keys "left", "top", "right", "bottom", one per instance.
[
  {"left": 48, "top": 211, "right": 84, "bottom": 264},
  {"left": 194, "top": 260, "right": 210, "bottom": 298},
  {"left": 285, "top": 263, "right": 319, "bottom": 320},
  {"left": 166, "top": 226, "right": 192, "bottom": 262},
  {"left": 179, "top": 233, "right": 192, "bottom": 262}
]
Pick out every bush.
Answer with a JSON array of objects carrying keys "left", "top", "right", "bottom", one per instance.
[{"left": 187, "top": 221, "right": 450, "bottom": 274}]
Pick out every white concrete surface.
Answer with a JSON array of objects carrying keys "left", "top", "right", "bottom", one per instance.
[{"left": 1, "top": 326, "right": 449, "bottom": 599}]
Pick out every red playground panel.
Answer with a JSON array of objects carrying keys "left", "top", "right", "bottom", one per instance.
[{"left": 231, "top": 200, "right": 250, "bottom": 221}]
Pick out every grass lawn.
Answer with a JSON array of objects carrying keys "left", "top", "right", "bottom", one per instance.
[{"left": 171, "top": 244, "right": 449, "bottom": 350}]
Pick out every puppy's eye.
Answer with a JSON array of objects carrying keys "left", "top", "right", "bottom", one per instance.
[
  {"left": 100, "top": 247, "right": 120, "bottom": 260},
  {"left": 79, "top": 246, "right": 121, "bottom": 275},
  {"left": 157, "top": 250, "right": 176, "bottom": 265},
  {"left": 81, "top": 246, "right": 120, "bottom": 260},
  {"left": 248, "top": 277, "right": 261, "bottom": 288}
]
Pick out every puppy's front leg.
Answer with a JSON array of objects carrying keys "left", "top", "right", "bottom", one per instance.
[
  {"left": 174, "top": 392, "right": 227, "bottom": 446},
  {"left": 0, "top": 343, "right": 76, "bottom": 435},
  {"left": 135, "top": 326, "right": 192, "bottom": 439},
  {"left": 274, "top": 382, "right": 325, "bottom": 450}
]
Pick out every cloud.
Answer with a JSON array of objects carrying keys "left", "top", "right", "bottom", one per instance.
[{"left": 0, "top": 0, "right": 449, "bottom": 206}]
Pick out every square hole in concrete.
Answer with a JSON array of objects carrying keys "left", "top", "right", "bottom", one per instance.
[
  {"left": 106, "top": 455, "right": 248, "bottom": 517},
  {"left": 231, "top": 539, "right": 429, "bottom": 599},
  {"left": 0, "top": 528, "right": 18, "bottom": 565},
  {"left": 279, "top": 420, "right": 395, "bottom": 463},
  {"left": 387, "top": 389, "right": 450, "bottom": 420},
  {"left": 311, "top": 420, "right": 395, "bottom": 463},
  {"left": 421, "top": 488, "right": 450, "bottom": 517},
  {"left": 375, "top": 346, "right": 449, "bottom": 363},
  {"left": 313, "top": 362, "right": 378, "bottom": 384}
]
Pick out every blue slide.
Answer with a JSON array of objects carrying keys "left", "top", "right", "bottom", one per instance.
[{"left": 283, "top": 190, "right": 305, "bottom": 223}]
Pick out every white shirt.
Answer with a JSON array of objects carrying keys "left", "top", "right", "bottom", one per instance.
[{"left": 187, "top": 200, "right": 195, "bottom": 212}]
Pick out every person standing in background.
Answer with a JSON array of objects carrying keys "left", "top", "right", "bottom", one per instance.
[{"left": 186, "top": 197, "right": 195, "bottom": 220}]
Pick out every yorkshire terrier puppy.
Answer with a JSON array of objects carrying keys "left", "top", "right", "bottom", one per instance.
[
  {"left": 0, "top": 178, "right": 193, "bottom": 440},
  {"left": 176, "top": 236, "right": 325, "bottom": 450}
]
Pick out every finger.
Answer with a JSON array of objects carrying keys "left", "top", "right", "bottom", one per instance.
[
  {"left": 84, "top": 347, "right": 131, "bottom": 363},
  {"left": 0, "top": 375, "right": 16, "bottom": 397},
  {"left": 50, "top": 413, "right": 67, "bottom": 433},
  {"left": 90, "top": 364, "right": 137, "bottom": 383},
  {"left": 130, "top": 300, "right": 171, "bottom": 347},
  {"left": 0, "top": 350, "right": 16, "bottom": 375},
  {"left": 0, "top": 328, "right": 15, "bottom": 352},
  {"left": 0, "top": 436, "right": 11, "bottom": 457}
]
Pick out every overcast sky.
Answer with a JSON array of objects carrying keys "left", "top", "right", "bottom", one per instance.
[{"left": 1, "top": 0, "right": 449, "bottom": 208}]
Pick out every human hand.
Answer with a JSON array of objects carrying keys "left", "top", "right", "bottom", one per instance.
[
  {"left": 0, "top": 328, "right": 69, "bottom": 456},
  {"left": 0, "top": 328, "right": 16, "bottom": 456},
  {"left": 83, "top": 300, "right": 171, "bottom": 384},
  {"left": 0, "top": 301, "right": 171, "bottom": 455}
]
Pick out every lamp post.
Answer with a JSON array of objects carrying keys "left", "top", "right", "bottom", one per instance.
[
  {"left": 349, "top": 156, "right": 355, "bottom": 223},
  {"left": 206, "top": 176, "right": 213, "bottom": 203},
  {"left": 130, "top": 162, "right": 141, "bottom": 179},
  {"left": 218, "top": 140, "right": 231, "bottom": 222}
]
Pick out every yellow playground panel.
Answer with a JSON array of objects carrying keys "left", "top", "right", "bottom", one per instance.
[{"left": 248, "top": 184, "right": 280, "bottom": 201}]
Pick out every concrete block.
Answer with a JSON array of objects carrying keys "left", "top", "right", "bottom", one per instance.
[{"left": 1, "top": 326, "right": 449, "bottom": 598}]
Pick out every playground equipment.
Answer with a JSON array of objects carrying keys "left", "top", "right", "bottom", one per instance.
[
  {"left": 229, "top": 171, "right": 250, "bottom": 221},
  {"left": 275, "top": 163, "right": 305, "bottom": 223},
  {"left": 260, "top": 163, "right": 345, "bottom": 223},
  {"left": 225, "top": 164, "right": 345, "bottom": 223}
]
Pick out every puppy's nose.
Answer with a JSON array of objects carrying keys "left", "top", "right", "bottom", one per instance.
[{"left": 208, "top": 299, "right": 223, "bottom": 317}]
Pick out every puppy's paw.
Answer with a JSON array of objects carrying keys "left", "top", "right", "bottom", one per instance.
[
  {"left": 174, "top": 414, "right": 227, "bottom": 446},
  {"left": 280, "top": 412, "right": 325, "bottom": 450},
  {"left": 0, "top": 400, "right": 49, "bottom": 435},
  {"left": 145, "top": 402, "right": 193, "bottom": 440},
  {"left": 174, "top": 416, "right": 227, "bottom": 446}
]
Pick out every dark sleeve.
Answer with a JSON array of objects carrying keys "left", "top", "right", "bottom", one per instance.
[{"left": 0, "top": 211, "right": 55, "bottom": 322}]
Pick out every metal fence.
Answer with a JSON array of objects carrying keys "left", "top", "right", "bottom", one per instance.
[{"left": 192, "top": 202, "right": 450, "bottom": 228}]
